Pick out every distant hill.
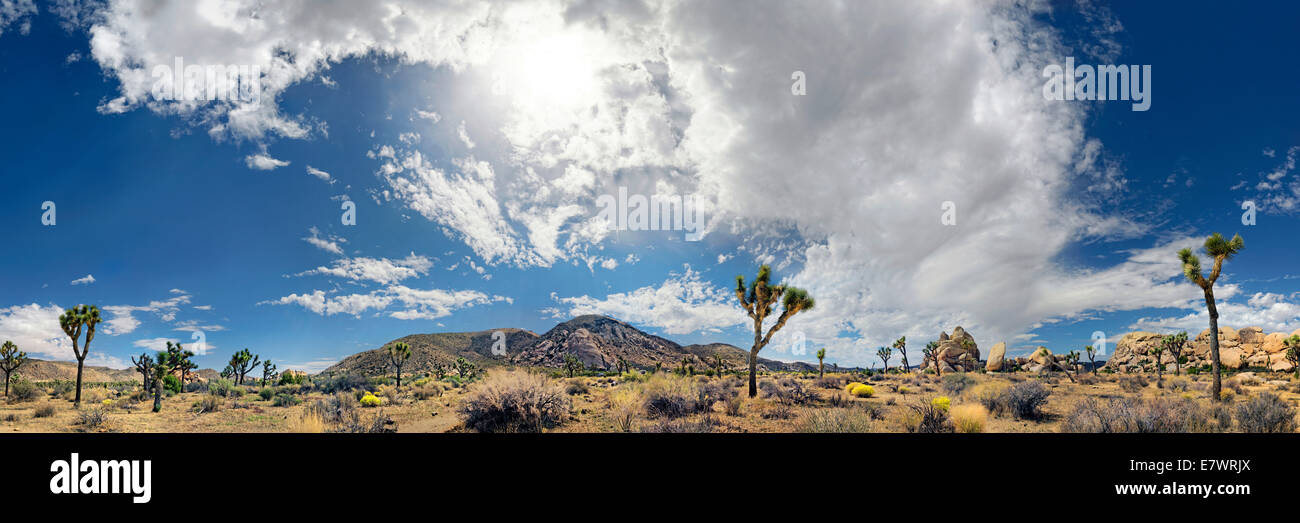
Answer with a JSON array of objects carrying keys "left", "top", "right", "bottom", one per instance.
[
  {"left": 326, "top": 315, "right": 813, "bottom": 377},
  {"left": 322, "top": 328, "right": 538, "bottom": 376},
  {"left": 11, "top": 359, "right": 139, "bottom": 383}
]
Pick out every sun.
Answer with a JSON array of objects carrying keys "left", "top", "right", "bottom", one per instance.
[{"left": 489, "top": 28, "right": 603, "bottom": 116}]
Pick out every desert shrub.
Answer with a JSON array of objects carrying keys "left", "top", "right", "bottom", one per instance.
[
  {"left": 313, "top": 373, "right": 370, "bottom": 394},
  {"left": 951, "top": 404, "right": 986, "bottom": 433},
  {"left": 49, "top": 380, "right": 75, "bottom": 398},
  {"left": 258, "top": 388, "right": 275, "bottom": 401},
  {"left": 184, "top": 381, "right": 209, "bottom": 393},
  {"left": 190, "top": 395, "right": 221, "bottom": 414},
  {"left": 1060, "top": 397, "right": 1213, "bottom": 433},
  {"left": 273, "top": 393, "right": 301, "bottom": 407},
  {"left": 75, "top": 407, "right": 108, "bottom": 429},
  {"left": 814, "top": 376, "right": 841, "bottom": 389},
  {"left": 334, "top": 411, "right": 397, "bottom": 433},
  {"left": 412, "top": 383, "right": 444, "bottom": 400},
  {"left": 608, "top": 388, "right": 639, "bottom": 432},
  {"left": 827, "top": 392, "right": 849, "bottom": 408},
  {"left": 972, "top": 382, "right": 1008, "bottom": 416},
  {"left": 941, "top": 374, "right": 976, "bottom": 395},
  {"left": 565, "top": 380, "right": 589, "bottom": 395},
  {"left": 1219, "top": 389, "right": 1236, "bottom": 402},
  {"left": 359, "top": 392, "right": 383, "bottom": 407},
  {"left": 1077, "top": 374, "right": 1099, "bottom": 385},
  {"left": 279, "top": 372, "right": 306, "bottom": 386},
  {"left": 795, "top": 408, "right": 872, "bottom": 433},
  {"left": 1166, "top": 377, "right": 1190, "bottom": 392},
  {"left": 844, "top": 382, "right": 865, "bottom": 395},
  {"left": 161, "top": 374, "right": 182, "bottom": 395},
  {"left": 761, "top": 402, "right": 794, "bottom": 420},
  {"left": 1001, "top": 381, "right": 1050, "bottom": 420},
  {"left": 759, "top": 379, "right": 814, "bottom": 406},
  {"left": 33, "top": 403, "right": 56, "bottom": 418},
  {"left": 641, "top": 375, "right": 714, "bottom": 418},
  {"left": 288, "top": 411, "right": 325, "bottom": 433},
  {"left": 459, "top": 371, "right": 570, "bottom": 433},
  {"left": 640, "top": 414, "right": 719, "bottom": 433},
  {"left": 1212, "top": 403, "right": 1234, "bottom": 430},
  {"left": 931, "top": 396, "right": 951, "bottom": 413},
  {"left": 1234, "top": 392, "right": 1298, "bottom": 433},
  {"left": 905, "top": 401, "right": 953, "bottom": 433},
  {"left": 850, "top": 384, "right": 874, "bottom": 398},
  {"left": 208, "top": 379, "right": 239, "bottom": 398},
  {"left": 723, "top": 394, "right": 744, "bottom": 416},
  {"left": 306, "top": 393, "right": 357, "bottom": 425},
  {"left": 1235, "top": 374, "right": 1262, "bottom": 387},
  {"left": 1119, "top": 375, "right": 1148, "bottom": 393},
  {"left": 9, "top": 379, "right": 39, "bottom": 402}
]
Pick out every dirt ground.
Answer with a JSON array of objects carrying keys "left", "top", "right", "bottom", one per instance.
[{"left": 3, "top": 369, "right": 1297, "bottom": 433}]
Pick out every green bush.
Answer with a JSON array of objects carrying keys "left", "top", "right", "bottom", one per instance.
[
  {"left": 258, "top": 388, "right": 275, "bottom": 401},
  {"left": 9, "top": 379, "right": 39, "bottom": 402},
  {"left": 163, "top": 374, "right": 182, "bottom": 394},
  {"left": 1235, "top": 392, "right": 1297, "bottom": 433},
  {"left": 190, "top": 395, "right": 221, "bottom": 414},
  {"left": 208, "top": 379, "right": 239, "bottom": 398},
  {"left": 273, "top": 393, "right": 301, "bottom": 407}
]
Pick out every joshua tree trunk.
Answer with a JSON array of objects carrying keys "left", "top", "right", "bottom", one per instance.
[
  {"left": 748, "top": 350, "right": 759, "bottom": 398},
  {"left": 74, "top": 359, "right": 84, "bottom": 408},
  {"left": 1205, "top": 289, "right": 1221, "bottom": 400},
  {"left": 152, "top": 376, "right": 163, "bottom": 412}
]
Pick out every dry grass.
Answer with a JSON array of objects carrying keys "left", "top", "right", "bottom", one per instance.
[{"left": 951, "top": 404, "right": 987, "bottom": 433}]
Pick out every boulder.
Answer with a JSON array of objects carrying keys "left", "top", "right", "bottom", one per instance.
[
  {"left": 922, "top": 326, "right": 981, "bottom": 372},
  {"left": 986, "top": 342, "right": 1006, "bottom": 371}
]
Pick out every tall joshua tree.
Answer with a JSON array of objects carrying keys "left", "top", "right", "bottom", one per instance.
[
  {"left": 59, "top": 305, "right": 102, "bottom": 408},
  {"left": 922, "top": 341, "right": 941, "bottom": 377},
  {"left": 131, "top": 353, "right": 154, "bottom": 392},
  {"left": 163, "top": 342, "right": 196, "bottom": 388},
  {"left": 1178, "top": 233, "right": 1243, "bottom": 401},
  {"left": 1, "top": 340, "right": 27, "bottom": 398},
  {"left": 387, "top": 342, "right": 411, "bottom": 387},
  {"left": 1085, "top": 345, "right": 1098, "bottom": 376},
  {"left": 893, "top": 336, "right": 909, "bottom": 373},
  {"left": 1149, "top": 344, "right": 1165, "bottom": 381},
  {"left": 1161, "top": 332, "right": 1188, "bottom": 376},
  {"left": 734, "top": 264, "right": 816, "bottom": 398},
  {"left": 261, "top": 360, "right": 277, "bottom": 387},
  {"left": 816, "top": 348, "right": 826, "bottom": 378},
  {"left": 228, "top": 348, "right": 261, "bottom": 385},
  {"left": 711, "top": 353, "right": 725, "bottom": 378},
  {"left": 876, "top": 346, "right": 892, "bottom": 374}
]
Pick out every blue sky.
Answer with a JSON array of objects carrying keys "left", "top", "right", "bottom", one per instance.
[{"left": 1, "top": 1, "right": 1298, "bottom": 372}]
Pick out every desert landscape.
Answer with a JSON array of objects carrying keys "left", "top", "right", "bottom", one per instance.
[{"left": 4, "top": 313, "right": 1298, "bottom": 434}]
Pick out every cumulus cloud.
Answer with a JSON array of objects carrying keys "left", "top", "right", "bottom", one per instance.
[
  {"left": 70, "top": 274, "right": 96, "bottom": 286},
  {"left": 0, "top": 0, "right": 36, "bottom": 38},
  {"left": 245, "top": 152, "right": 289, "bottom": 171},
  {"left": 0, "top": 303, "right": 70, "bottom": 360},
  {"left": 550, "top": 265, "right": 745, "bottom": 335},
  {"left": 293, "top": 253, "right": 433, "bottom": 285},
  {"left": 261, "top": 285, "right": 507, "bottom": 320},
  {"left": 1131, "top": 291, "right": 1300, "bottom": 335}
]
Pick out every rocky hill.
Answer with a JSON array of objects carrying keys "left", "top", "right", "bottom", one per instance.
[
  {"left": 322, "top": 328, "right": 538, "bottom": 376},
  {"left": 325, "top": 315, "right": 813, "bottom": 377},
  {"left": 1105, "top": 326, "right": 1300, "bottom": 373},
  {"left": 9, "top": 359, "right": 139, "bottom": 383}
]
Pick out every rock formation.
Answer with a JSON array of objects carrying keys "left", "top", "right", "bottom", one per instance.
[
  {"left": 985, "top": 342, "right": 1006, "bottom": 371},
  {"left": 922, "top": 327, "right": 981, "bottom": 372},
  {"left": 1104, "top": 326, "right": 1300, "bottom": 373}
]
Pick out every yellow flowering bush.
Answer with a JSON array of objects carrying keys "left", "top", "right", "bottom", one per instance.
[
  {"left": 931, "top": 396, "right": 951, "bottom": 412},
  {"left": 850, "top": 384, "right": 874, "bottom": 398},
  {"left": 845, "top": 382, "right": 864, "bottom": 394},
  {"left": 360, "top": 392, "right": 383, "bottom": 407}
]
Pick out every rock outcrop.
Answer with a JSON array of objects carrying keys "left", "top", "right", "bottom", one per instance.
[
  {"left": 1104, "top": 326, "right": 1300, "bottom": 373},
  {"left": 922, "top": 327, "right": 981, "bottom": 372},
  {"left": 985, "top": 342, "right": 1006, "bottom": 372}
]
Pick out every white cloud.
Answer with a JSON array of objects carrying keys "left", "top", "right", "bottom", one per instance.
[
  {"left": 101, "top": 292, "right": 194, "bottom": 336},
  {"left": 305, "top": 165, "right": 335, "bottom": 184},
  {"left": 261, "top": 284, "right": 507, "bottom": 320},
  {"left": 294, "top": 253, "right": 433, "bottom": 285},
  {"left": 70, "top": 274, "right": 96, "bottom": 286},
  {"left": 0, "top": 303, "right": 70, "bottom": 361},
  {"left": 302, "top": 226, "right": 345, "bottom": 255},
  {"left": 551, "top": 265, "right": 745, "bottom": 335},
  {"left": 1130, "top": 291, "right": 1300, "bottom": 335},
  {"left": 132, "top": 337, "right": 178, "bottom": 352},
  {"left": 245, "top": 152, "right": 290, "bottom": 171},
  {"left": 0, "top": 0, "right": 36, "bottom": 38}
]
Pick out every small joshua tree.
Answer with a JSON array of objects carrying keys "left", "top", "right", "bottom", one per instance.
[
  {"left": 678, "top": 357, "right": 691, "bottom": 376},
  {"left": 1085, "top": 345, "right": 1098, "bottom": 376},
  {"left": 1161, "top": 332, "right": 1188, "bottom": 376},
  {"left": 163, "top": 342, "right": 196, "bottom": 388},
  {"left": 893, "top": 336, "right": 909, "bottom": 372},
  {"left": 131, "top": 353, "right": 154, "bottom": 392},
  {"left": 59, "top": 304, "right": 102, "bottom": 408},
  {"left": 228, "top": 348, "right": 261, "bottom": 385},
  {"left": 151, "top": 357, "right": 171, "bottom": 413},
  {"left": 454, "top": 356, "right": 477, "bottom": 380},
  {"left": 563, "top": 354, "right": 583, "bottom": 378},
  {"left": 712, "top": 353, "right": 726, "bottom": 378},
  {"left": 876, "top": 346, "right": 892, "bottom": 374},
  {"left": 387, "top": 342, "right": 411, "bottom": 387},
  {"left": 1285, "top": 335, "right": 1300, "bottom": 379},
  {"left": 1149, "top": 344, "right": 1166, "bottom": 380},
  {"left": 816, "top": 348, "right": 826, "bottom": 378},
  {"left": 734, "top": 264, "right": 816, "bottom": 397},
  {"left": 1, "top": 340, "right": 27, "bottom": 398},
  {"left": 1179, "top": 232, "right": 1243, "bottom": 401},
  {"left": 1066, "top": 350, "right": 1081, "bottom": 378},
  {"left": 922, "top": 341, "right": 941, "bottom": 377},
  {"left": 261, "top": 360, "right": 278, "bottom": 387}
]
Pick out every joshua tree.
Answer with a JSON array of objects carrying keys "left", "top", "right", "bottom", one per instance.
[
  {"left": 1178, "top": 233, "right": 1243, "bottom": 400},
  {"left": 163, "top": 342, "right": 196, "bottom": 388},
  {"left": 59, "top": 305, "right": 102, "bottom": 408},
  {"left": 616, "top": 356, "right": 632, "bottom": 374},
  {"left": 711, "top": 353, "right": 725, "bottom": 377},
  {"left": 131, "top": 353, "right": 154, "bottom": 392},
  {"left": 1285, "top": 335, "right": 1300, "bottom": 379},
  {"left": 1066, "top": 350, "right": 1081, "bottom": 378},
  {"left": 1084, "top": 345, "right": 1098, "bottom": 376},
  {"left": 228, "top": 348, "right": 261, "bottom": 385},
  {"left": 893, "top": 336, "right": 909, "bottom": 372},
  {"left": 151, "top": 356, "right": 170, "bottom": 413},
  {"left": 922, "top": 341, "right": 941, "bottom": 377},
  {"left": 563, "top": 354, "right": 583, "bottom": 378},
  {"left": 678, "top": 356, "right": 692, "bottom": 375},
  {"left": 1148, "top": 344, "right": 1166, "bottom": 381},
  {"left": 387, "top": 342, "right": 411, "bottom": 387},
  {"left": 220, "top": 365, "right": 233, "bottom": 380},
  {"left": 816, "top": 348, "right": 826, "bottom": 378},
  {"left": 454, "top": 356, "right": 477, "bottom": 380},
  {"left": 1161, "top": 332, "right": 1189, "bottom": 376},
  {"left": 876, "top": 346, "right": 892, "bottom": 374},
  {"left": 261, "top": 360, "right": 277, "bottom": 387},
  {"left": 1, "top": 340, "right": 27, "bottom": 398},
  {"left": 734, "top": 264, "right": 816, "bottom": 397}
]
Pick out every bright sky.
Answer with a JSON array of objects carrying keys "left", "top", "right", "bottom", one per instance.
[{"left": 1, "top": 0, "right": 1298, "bottom": 372}]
